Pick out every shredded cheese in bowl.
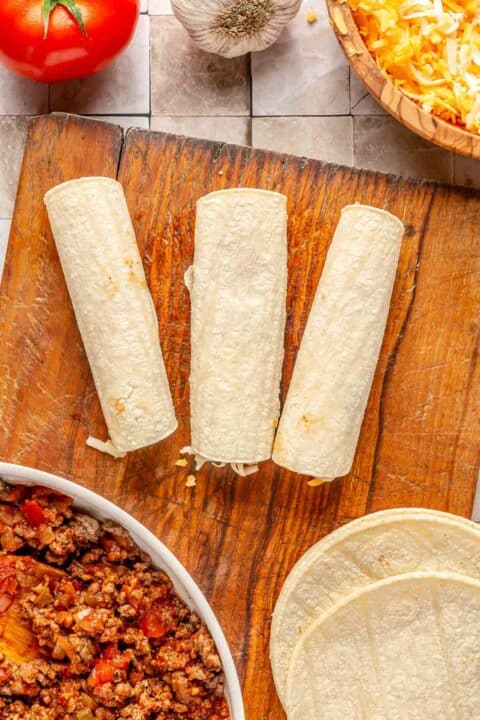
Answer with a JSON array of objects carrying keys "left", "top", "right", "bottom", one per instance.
[{"left": 349, "top": 0, "right": 480, "bottom": 133}]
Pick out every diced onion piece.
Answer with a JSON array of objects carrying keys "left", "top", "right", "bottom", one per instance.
[
  {"left": 77, "top": 709, "right": 94, "bottom": 720},
  {"left": 76, "top": 608, "right": 92, "bottom": 620}
]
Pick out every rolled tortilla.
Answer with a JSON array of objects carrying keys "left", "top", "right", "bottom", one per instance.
[
  {"left": 273, "top": 204, "right": 404, "bottom": 479},
  {"left": 44, "top": 177, "right": 177, "bottom": 455},
  {"left": 187, "top": 188, "right": 288, "bottom": 471}
]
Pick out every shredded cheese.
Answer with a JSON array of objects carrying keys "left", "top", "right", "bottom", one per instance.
[
  {"left": 307, "top": 477, "right": 332, "bottom": 487},
  {"left": 349, "top": 0, "right": 480, "bottom": 133},
  {"left": 86, "top": 437, "right": 126, "bottom": 459},
  {"left": 180, "top": 446, "right": 259, "bottom": 476},
  {"left": 230, "top": 463, "right": 259, "bottom": 477}
]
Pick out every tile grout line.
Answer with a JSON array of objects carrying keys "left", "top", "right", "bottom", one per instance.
[
  {"left": 148, "top": 13, "right": 152, "bottom": 123},
  {"left": 0, "top": 6, "right": 478, "bottom": 189},
  {"left": 248, "top": 52, "right": 253, "bottom": 145}
]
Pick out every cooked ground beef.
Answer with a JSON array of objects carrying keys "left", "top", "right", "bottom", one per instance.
[{"left": 0, "top": 480, "right": 230, "bottom": 720}]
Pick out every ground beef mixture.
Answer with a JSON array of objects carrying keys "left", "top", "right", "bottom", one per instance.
[{"left": 0, "top": 480, "right": 230, "bottom": 720}]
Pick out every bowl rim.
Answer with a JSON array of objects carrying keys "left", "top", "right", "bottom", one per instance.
[
  {"left": 326, "top": 0, "right": 480, "bottom": 160},
  {"left": 0, "top": 461, "right": 245, "bottom": 720}
]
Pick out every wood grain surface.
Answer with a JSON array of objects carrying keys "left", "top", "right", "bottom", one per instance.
[
  {"left": 327, "top": 0, "right": 480, "bottom": 160},
  {"left": 1, "top": 113, "right": 480, "bottom": 717}
]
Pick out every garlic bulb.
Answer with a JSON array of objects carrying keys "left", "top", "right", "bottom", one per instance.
[{"left": 171, "top": 0, "right": 302, "bottom": 58}]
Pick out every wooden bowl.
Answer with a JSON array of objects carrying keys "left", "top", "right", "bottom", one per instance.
[{"left": 326, "top": 0, "right": 480, "bottom": 159}]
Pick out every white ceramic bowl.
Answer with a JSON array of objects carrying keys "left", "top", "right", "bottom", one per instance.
[{"left": 0, "top": 461, "right": 245, "bottom": 720}]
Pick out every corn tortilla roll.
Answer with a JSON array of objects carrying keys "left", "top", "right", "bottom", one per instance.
[
  {"left": 273, "top": 204, "right": 404, "bottom": 479},
  {"left": 187, "top": 188, "right": 288, "bottom": 471},
  {"left": 44, "top": 177, "right": 177, "bottom": 456}
]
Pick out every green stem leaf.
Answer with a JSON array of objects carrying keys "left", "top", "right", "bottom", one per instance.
[{"left": 43, "top": 0, "right": 87, "bottom": 38}]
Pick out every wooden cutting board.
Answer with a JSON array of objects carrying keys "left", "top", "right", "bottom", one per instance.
[{"left": 1, "top": 112, "right": 480, "bottom": 717}]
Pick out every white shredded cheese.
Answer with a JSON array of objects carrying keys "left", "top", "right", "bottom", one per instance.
[
  {"left": 230, "top": 463, "right": 259, "bottom": 477},
  {"left": 86, "top": 437, "right": 126, "bottom": 459},
  {"left": 181, "top": 446, "right": 258, "bottom": 476}
]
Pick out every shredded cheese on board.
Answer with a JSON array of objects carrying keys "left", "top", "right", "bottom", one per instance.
[
  {"left": 179, "top": 447, "right": 259, "bottom": 476},
  {"left": 86, "top": 437, "right": 126, "bottom": 459},
  {"left": 349, "top": 0, "right": 480, "bottom": 133}
]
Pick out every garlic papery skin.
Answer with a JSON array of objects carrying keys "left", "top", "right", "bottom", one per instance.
[{"left": 171, "top": 0, "right": 302, "bottom": 58}]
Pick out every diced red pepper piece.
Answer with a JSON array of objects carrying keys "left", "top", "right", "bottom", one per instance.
[
  {"left": 140, "top": 610, "right": 170, "bottom": 638},
  {"left": 20, "top": 500, "right": 46, "bottom": 527},
  {"left": 102, "top": 642, "right": 130, "bottom": 670},
  {"left": 139, "top": 600, "right": 176, "bottom": 639},
  {"left": 93, "top": 659, "right": 114, "bottom": 685}
]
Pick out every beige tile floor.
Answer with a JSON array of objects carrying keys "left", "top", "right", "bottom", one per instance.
[{"left": 0, "top": 0, "right": 479, "bottom": 278}]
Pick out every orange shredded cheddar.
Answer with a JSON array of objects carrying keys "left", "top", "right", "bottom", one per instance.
[
  {"left": 349, "top": 0, "right": 480, "bottom": 133},
  {"left": 307, "top": 10, "right": 318, "bottom": 23},
  {"left": 307, "top": 477, "right": 330, "bottom": 487}
]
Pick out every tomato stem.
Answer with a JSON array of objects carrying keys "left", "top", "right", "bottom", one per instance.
[{"left": 42, "top": 0, "right": 87, "bottom": 38}]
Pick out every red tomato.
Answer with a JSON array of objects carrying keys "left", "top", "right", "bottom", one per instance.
[
  {"left": 0, "top": 0, "right": 139, "bottom": 83},
  {"left": 20, "top": 500, "right": 46, "bottom": 527}
]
